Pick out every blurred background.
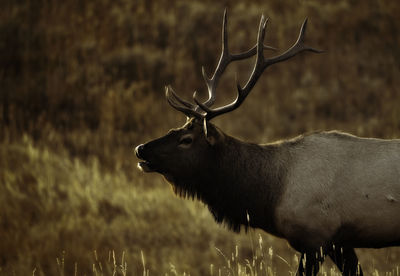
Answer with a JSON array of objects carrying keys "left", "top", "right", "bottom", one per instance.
[{"left": 1, "top": 0, "right": 399, "bottom": 275}]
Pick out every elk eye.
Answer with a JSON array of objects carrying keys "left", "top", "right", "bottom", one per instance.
[{"left": 179, "top": 135, "right": 193, "bottom": 146}]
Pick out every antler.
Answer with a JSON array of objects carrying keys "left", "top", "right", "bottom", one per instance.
[
  {"left": 166, "top": 11, "right": 322, "bottom": 121},
  {"left": 166, "top": 9, "right": 276, "bottom": 119},
  {"left": 196, "top": 16, "right": 323, "bottom": 120}
]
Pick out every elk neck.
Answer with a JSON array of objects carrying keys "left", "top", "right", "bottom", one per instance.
[{"left": 176, "top": 133, "right": 289, "bottom": 234}]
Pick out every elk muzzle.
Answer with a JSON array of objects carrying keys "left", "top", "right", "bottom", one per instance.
[{"left": 135, "top": 144, "right": 155, "bottom": 173}]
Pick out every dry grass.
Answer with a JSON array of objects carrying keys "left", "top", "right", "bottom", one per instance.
[
  {"left": 0, "top": 135, "right": 294, "bottom": 275},
  {"left": 1, "top": 134, "right": 400, "bottom": 275},
  {"left": 1, "top": 0, "right": 400, "bottom": 275}
]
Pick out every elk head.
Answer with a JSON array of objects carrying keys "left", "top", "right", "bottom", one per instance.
[{"left": 135, "top": 10, "right": 321, "bottom": 193}]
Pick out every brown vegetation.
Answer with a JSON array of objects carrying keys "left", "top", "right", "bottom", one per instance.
[{"left": 0, "top": 0, "right": 399, "bottom": 274}]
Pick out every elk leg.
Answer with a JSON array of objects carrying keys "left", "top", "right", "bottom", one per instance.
[
  {"left": 296, "top": 250, "right": 326, "bottom": 276},
  {"left": 328, "top": 246, "right": 363, "bottom": 276}
]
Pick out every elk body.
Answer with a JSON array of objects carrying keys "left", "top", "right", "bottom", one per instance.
[{"left": 135, "top": 11, "right": 400, "bottom": 276}]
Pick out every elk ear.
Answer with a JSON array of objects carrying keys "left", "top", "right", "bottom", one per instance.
[{"left": 203, "top": 119, "right": 224, "bottom": 146}]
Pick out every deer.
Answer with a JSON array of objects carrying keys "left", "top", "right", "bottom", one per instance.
[{"left": 135, "top": 10, "right": 400, "bottom": 276}]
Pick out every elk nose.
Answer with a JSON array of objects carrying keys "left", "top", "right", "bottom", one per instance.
[{"left": 135, "top": 144, "right": 144, "bottom": 159}]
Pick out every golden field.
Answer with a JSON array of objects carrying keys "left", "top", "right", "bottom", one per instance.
[{"left": 1, "top": 0, "right": 400, "bottom": 274}]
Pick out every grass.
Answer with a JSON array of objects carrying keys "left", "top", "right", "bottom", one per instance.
[
  {"left": 1, "top": 134, "right": 400, "bottom": 275},
  {"left": 1, "top": 0, "right": 400, "bottom": 274},
  {"left": 0, "top": 134, "right": 288, "bottom": 275}
]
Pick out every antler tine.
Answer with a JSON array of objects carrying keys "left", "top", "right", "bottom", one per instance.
[
  {"left": 195, "top": 8, "right": 230, "bottom": 110},
  {"left": 261, "top": 18, "right": 324, "bottom": 66},
  {"left": 165, "top": 86, "right": 204, "bottom": 119},
  {"left": 199, "top": 16, "right": 322, "bottom": 120},
  {"left": 195, "top": 9, "right": 276, "bottom": 111},
  {"left": 167, "top": 85, "right": 197, "bottom": 109}
]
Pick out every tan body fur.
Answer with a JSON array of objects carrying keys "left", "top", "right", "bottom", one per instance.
[{"left": 275, "top": 131, "right": 400, "bottom": 251}]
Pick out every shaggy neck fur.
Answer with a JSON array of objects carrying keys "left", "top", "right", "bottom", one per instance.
[{"left": 171, "top": 134, "right": 288, "bottom": 234}]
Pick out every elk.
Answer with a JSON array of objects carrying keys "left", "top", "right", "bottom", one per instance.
[{"left": 135, "top": 10, "right": 400, "bottom": 276}]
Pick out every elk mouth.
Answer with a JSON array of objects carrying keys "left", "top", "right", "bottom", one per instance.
[{"left": 137, "top": 161, "right": 156, "bottom": 173}]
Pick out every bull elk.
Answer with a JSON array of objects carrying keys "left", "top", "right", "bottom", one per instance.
[{"left": 135, "top": 10, "right": 400, "bottom": 276}]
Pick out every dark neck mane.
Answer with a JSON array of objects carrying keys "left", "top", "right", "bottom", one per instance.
[{"left": 171, "top": 135, "right": 288, "bottom": 234}]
